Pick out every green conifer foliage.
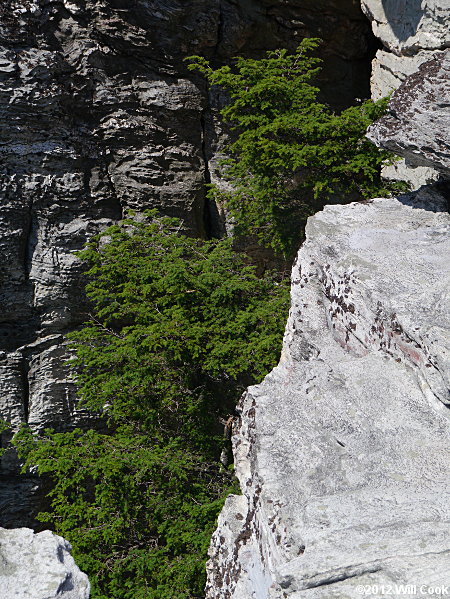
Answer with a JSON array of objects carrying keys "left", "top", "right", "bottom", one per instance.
[
  {"left": 14, "top": 212, "right": 289, "bottom": 599},
  {"left": 188, "top": 38, "right": 404, "bottom": 258}
]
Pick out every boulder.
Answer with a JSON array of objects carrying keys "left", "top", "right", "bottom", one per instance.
[
  {"left": 361, "top": 0, "right": 450, "bottom": 56},
  {"left": 367, "top": 52, "right": 450, "bottom": 177},
  {"left": 361, "top": 0, "right": 449, "bottom": 188},
  {"left": 0, "top": 527, "right": 90, "bottom": 598},
  {"left": 206, "top": 188, "right": 450, "bottom": 598}
]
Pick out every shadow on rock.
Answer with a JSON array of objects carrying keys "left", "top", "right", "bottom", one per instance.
[
  {"left": 381, "top": 0, "right": 423, "bottom": 42},
  {"left": 397, "top": 181, "right": 450, "bottom": 213}
]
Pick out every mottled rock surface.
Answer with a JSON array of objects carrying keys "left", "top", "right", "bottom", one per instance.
[
  {"left": 207, "top": 9, "right": 450, "bottom": 594},
  {"left": 362, "top": 0, "right": 449, "bottom": 187},
  {"left": 361, "top": 0, "right": 449, "bottom": 55},
  {"left": 0, "top": 0, "right": 375, "bottom": 526},
  {"left": 367, "top": 52, "right": 450, "bottom": 178},
  {"left": 369, "top": 48, "right": 447, "bottom": 100},
  {"left": 0, "top": 527, "right": 90, "bottom": 598},
  {"left": 206, "top": 189, "right": 450, "bottom": 598}
]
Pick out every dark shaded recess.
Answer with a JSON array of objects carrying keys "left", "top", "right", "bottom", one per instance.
[
  {"left": 0, "top": 473, "right": 53, "bottom": 530},
  {"left": 435, "top": 180, "right": 450, "bottom": 211},
  {"left": 397, "top": 181, "right": 450, "bottom": 213},
  {"left": 192, "top": 0, "right": 381, "bottom": 236}
]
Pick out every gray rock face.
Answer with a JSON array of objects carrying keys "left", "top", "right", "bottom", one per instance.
[
  {"left": 207, "top": 8, "right": 450, "bottom": 594},
  {"left": 362, "top": 0, "right": 449, "bottom": 187},
  {"left": 0, "top": 527, "right": 90, "bottom": 598},
  {"left": 369, "top": 48, "right": 447, "bottom": 100},
  {"left": 0, "top": 0, "right": 375, "bottom": 526},
  {"left": 361, "top": 0, "right": 449, "bottom": 56},
  {"left": 206, "top": 189, "right": 450, "bottom": 598},
  {"left": 367, "top": 52, "right": 450, "bottom": 177}
]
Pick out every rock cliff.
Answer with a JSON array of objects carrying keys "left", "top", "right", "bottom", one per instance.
[
  {"left": 0, "top": 0, "right": 375, "bottom": 527},
  {"left": 0, "top": 0, "right": 448, "bottom": 595},
  {"left": 362, "top": 0, "right": 449, "bottom": 187},
  {"left": 205, "top": 34, "right": 450, "bottom": 599},
  {"left": 206, "top": 191, "right": 450, "bottom": 599},
  {"left": 0, "top": 527, "right": 90, "bottom": 598},
  {"left": 367, "top": 51, "right": 450, "bottom": 178}
]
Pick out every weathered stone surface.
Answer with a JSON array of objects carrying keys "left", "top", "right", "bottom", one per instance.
[
  {"left": 362, "top": 0, "right": 449, "bottom": 188},
  {"left": 361, "top": 0, "right": 450, "bottom": 56},
  {"left": 370, "top": 49, "right": 443, "bottom": 188},
  {"left": 206, "top": 189, "right": 450, "bottom": 598},
  {"left": 0, "top": 0, "right": 376, "bottom": 526},
  {"left": 367, "top": 52, "right": 450, "bottom": 177},
  {"left": 369, "top": 48, "right": 446, "bottom": 99},
  {"left": 0, "top": 527, "right": 90, "bottom": 598}
]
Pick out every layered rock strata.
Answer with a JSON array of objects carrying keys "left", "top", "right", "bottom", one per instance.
[
  {"left": 0, "top": 0, "right": 375, "bottom": 526},
  {"left": 206, "top": 186, "right": 450, "bottom": 599},
  {"left": 0, "top": 527, "right": 90, "bottom": 598},
  {"left": 361, "top": 0, "right": 450, "bottom": 187}
]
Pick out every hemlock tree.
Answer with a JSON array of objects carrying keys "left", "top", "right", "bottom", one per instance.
[
  {"left": 188, "top": 38, "right": 404, "bottom": 258},
  {"left": 14, "top": 212, "right": 290, "bottom": 599}
]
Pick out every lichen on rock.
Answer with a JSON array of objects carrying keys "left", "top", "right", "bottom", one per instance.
[
  {"left": 367, "top": 51, "right": 450, "bottom": 178},
  {"left": 362, "top": 0, "right": 449, "bottom": 188},
  {"left": 206, "top": 187, "right": 450, "bottom": 598}
]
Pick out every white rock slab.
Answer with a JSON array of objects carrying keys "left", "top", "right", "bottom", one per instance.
[
  {"left": 361, "top": 0, "right": 450, "bottom": 56},
  {"left": 206, "top": 190, "right": 450, "bottom": 598},
  {"left": 0, "top": 527, "right": 90, "bottom": 599}
]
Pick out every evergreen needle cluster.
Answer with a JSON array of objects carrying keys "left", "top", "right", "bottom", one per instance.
[
  {"left": 14, "top": 212, "right": 289, "bottom": 599},
  {"left": 188, "top": 38, "right": 405, "bottom": 258}
]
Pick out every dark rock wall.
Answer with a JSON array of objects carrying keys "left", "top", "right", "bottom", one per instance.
[{"left": 0, "top": 0, "right": 375, "bottom": 527}]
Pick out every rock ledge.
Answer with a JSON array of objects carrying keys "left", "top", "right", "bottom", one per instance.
[{"left": 206, "top": 189, "right": 450, "bottom": 598}]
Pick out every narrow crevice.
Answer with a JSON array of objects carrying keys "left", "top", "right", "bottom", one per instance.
[
  {"left": 18, "top": 355, "right": 30, "bottom": 423},
  {"left": 103, "top": 159, "right": 125, "bottom": 221},
  {"left": 200, "top": 111, "right": 212, "bottom": 187},
  {"left": 302, "top": 566, "right": 382, "bottom": 590},
  {"left": 22, "top": 202, "right": 36, "bottom": 277},
  {"left": 200, "top": 109, "right": 221, "bottom": 240}
]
